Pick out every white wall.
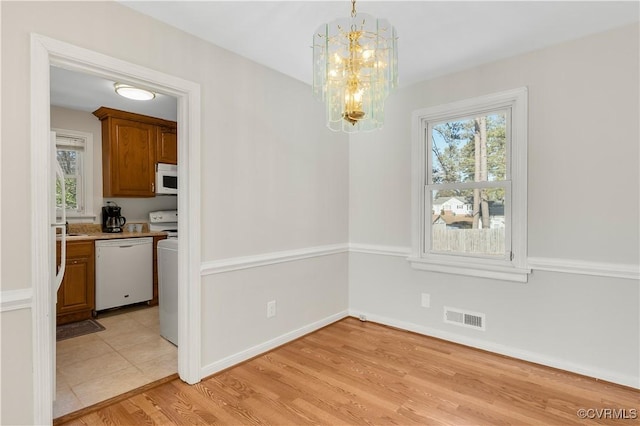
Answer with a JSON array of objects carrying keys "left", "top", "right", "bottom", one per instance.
[
  {"left": 51, "top": 106, "right": 178, "bottom": 222},
  {"left": 1, "top": 2, "right": 348, "bottom": 424},
  {"left": 349, "top": 23, "right": 639, "bottom": 387},
  {"left": 2, "top": 1, "right": 636, "bottom": 423}
]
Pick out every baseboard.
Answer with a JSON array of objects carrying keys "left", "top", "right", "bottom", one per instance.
[
  {"left": 0, "top": 288, "right": 33, "bottom": 313},
  {"left": 200, "top": 310, "right": 349, "bottom": 379},
  {"left": 349, "top": 309, "right": 639, "bottom": 389}
]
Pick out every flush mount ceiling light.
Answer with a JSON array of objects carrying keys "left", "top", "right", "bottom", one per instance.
[
  {"left": 313, "top": 0, "right": 398, "bottom": 133},
  {"left": 114, "top": 83, "right": 156, "bottom": 101}
]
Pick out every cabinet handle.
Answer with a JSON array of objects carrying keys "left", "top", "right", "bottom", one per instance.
[{"left": 151, "top": 182, "right": 155, "bottom": 193}]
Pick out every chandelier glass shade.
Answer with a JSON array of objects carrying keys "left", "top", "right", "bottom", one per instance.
[{"left": 313, "top": 0, "right": 398, "bottom": 132}]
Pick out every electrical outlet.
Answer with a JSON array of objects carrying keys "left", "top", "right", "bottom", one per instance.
[
  {"left": 267, "top": 300, "right": 276, "bottom": 318},
  {"left": 421, "top": 293, "right": 430, "bottom": 308}
]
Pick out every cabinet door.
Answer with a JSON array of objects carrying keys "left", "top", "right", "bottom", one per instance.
[
  {"left": 156, "top": 127, "right": 177, "bottom": 165},
  {"left": 56, "top": 241, "right": 95, "bottom": 324},
  {"left": 104, "top": 118, "right": 156, "bottom": 197}
]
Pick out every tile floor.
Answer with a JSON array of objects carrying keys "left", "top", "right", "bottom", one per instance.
[{"left": 54, "top": 306, "right": 177, "bottom": 419}]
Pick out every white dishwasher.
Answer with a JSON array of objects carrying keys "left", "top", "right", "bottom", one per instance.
[{"left": 95, "top": 237, "right": 153, "bottom": 311}]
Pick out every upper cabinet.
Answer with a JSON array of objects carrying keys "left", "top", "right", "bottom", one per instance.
[
  {"left": 156, "top": 126, "right": 178, "bottom": 165},
  {"left": 93, "top": 107, "right": 177, "bottom": 197}
]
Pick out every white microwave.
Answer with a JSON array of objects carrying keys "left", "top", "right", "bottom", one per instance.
[{"left": 156, "top": 163, "right": 178, "bottom": 195}]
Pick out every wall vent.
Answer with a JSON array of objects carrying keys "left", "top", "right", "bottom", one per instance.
[{"left": 444, "top": 306, "right": 486, "bottom": 331}]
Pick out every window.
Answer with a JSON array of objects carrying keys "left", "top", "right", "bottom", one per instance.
[
  {"left": 410, "top": 88, "right": 529, "bottom": 282},
  {"left": 54, "top": 129, "right": 94, "bottom": 219}
]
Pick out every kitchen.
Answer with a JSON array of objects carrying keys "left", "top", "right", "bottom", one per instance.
[{"left": 51, "top": 67, "right": 180, "bottom": 418}]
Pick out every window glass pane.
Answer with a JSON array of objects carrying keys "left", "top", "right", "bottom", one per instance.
[
  {"left": 57, "top": 149, "right": 78, "bottom": 174},
  {"left": 56, "top": 177, "right": 78, "bottom": 210},
  {"left": 430, "top": 112, "right": 507, "bottom": 184},
  {"left": 64, "top": 177, "right": 78, "bottom": 210},
  {"left": 56, "top": 146, "right": 84, "bottom": 213},
  {"left": 430, "top": 189, "right": 505, "bottom": 256}
]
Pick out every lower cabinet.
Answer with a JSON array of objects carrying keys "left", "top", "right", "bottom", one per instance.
[
  {"left": 56, "top": 240, "right": 95, "bottom": 325},
  {"left": 56, "top": 235, "right": 166, "bottom": 324}
]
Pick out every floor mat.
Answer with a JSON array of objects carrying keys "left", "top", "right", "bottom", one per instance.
[{"left": 56, "top": 319, "right": 105, "bottom": 341}]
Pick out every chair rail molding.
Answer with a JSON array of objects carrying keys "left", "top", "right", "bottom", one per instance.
[
  {"left": 348, "top": 243, "right": 639, "bottom": 280},
  {"left": 528, "top": 257, "right": 639, "bottom": 280},
  {"left": 200, "top": 243, "right": 349, "bottom": 275},
  {"left": 0, "top": 288, "right": 33, "bottom": 312},
  {"left": 349, "top": 243, "right": 412, "bottom": 257}
]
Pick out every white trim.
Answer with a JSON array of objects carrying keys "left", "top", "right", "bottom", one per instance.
[
  {"left": 177, "top": 73, "right": 203, "bottom": 385},
  {"left": 200, "top": 311, "right": 348, "bottom": 378},
  {"left": 200, "top": 244, "right": 349, "bottom": 275},
  {"left": 31, "top": 34, "right": 202, "bottom": 425},
  {"left": 349, "top": 243, "right": 411, "bottom": 257},
  {"left": 30, "top": 34, "right": 55, "bottom": 425},
  {"left": 410, "top": 87, "right": 529, "bottom": 282},
  {"left": 350, "top": 243, "right": 639, "bottom": 281},
  {"left": 528, "top": 257, "right": 640, "bottom": 280},
  {"left": 408, "top": 256, "right": 531, "bottom": 282},
  {"left": 349, "top": 310, "right": 639, "bottom": 389},
  {"left": 0, "top": 289, "right": 33, "bottom": 312}
]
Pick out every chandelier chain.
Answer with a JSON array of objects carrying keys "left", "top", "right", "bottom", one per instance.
[{"left": 351, "top": 0, "right": 357, "bottom": 18}]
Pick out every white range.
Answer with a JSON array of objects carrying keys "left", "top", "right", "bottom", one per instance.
[{"left": 149, "top": 210, "right": 178, "bottom": 346}]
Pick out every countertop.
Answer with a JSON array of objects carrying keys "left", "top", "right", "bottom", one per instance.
[
  {"left": 59, "top": 223, "right": 168, "bottom": 241},
  {"left": 62, "top": 231, "right": 168, "bottom": 241}
]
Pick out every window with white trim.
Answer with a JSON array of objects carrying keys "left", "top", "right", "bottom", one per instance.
[
  {"left": 410, "top": 88, "right": 529, "bottom": 282},
  {"left": 54, "top": 129, "right": 94, "bottom": 219}
]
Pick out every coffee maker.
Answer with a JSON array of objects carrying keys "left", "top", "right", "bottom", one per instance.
[{"left": 101, "top": 202, "right": 126, "bottom": 233}]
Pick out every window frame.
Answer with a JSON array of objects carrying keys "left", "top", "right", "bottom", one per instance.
[
  {"left": 53, "top": 128, "right": 94, "bottom": 220},
  {"left": 409, "top": 88, "right": 530, "bottom": 282}
]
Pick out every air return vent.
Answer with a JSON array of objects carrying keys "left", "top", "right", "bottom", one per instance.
[{"left": 444, "top": 306, "right": 486, "bottom": 331}]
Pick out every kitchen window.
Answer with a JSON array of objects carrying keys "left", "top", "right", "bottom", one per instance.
[
  {"left": 409, "top": 88, "right": 530, "bottom": 282},
  {"left": 54, "top": 128, "right": 94, "bottom": 219}
]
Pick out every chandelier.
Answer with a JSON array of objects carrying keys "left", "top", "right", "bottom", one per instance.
[{"left": 313, "top": 0, "right": 398, "bottom": 132}]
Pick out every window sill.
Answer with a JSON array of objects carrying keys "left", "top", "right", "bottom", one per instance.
[{"left": 407, "top": 256, "right": 531, "bottom": 283}]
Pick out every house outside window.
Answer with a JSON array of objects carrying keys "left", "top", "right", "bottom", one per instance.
[
  {"left": 54, "top": 129, "right": 94, "bottom": 219},
  {"left": 410, "top": 88, "right": 530, "bottom": 282}
]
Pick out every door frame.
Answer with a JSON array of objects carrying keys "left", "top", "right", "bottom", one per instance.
[{"left": 30, "top": 34, "right": 202, "bottom": 424}]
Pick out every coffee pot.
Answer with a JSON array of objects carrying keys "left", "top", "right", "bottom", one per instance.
[{"left": 101, "top": 202, "right": 126, "bottom": 233}]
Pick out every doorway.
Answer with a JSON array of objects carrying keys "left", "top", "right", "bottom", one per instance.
[{"left": 31, "top": 34, "right": 202, "bottom": 424}]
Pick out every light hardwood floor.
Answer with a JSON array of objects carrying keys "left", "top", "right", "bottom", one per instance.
[{"left": 58, "top": 317, "right": 638, "bottom": 425}]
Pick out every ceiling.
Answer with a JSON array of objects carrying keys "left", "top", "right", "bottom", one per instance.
[
  {"left": 50, "top": 66, "right": 178, "bottom": 121},
  {"left": 51, "top": 1, "right": 639, "bottom": 120}
]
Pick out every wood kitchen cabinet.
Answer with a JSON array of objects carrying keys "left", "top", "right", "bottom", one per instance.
[
  {"left": 93, "top": 107, "right": 177, "bottom": 197},
  {"left": 157, "top": 126, "right": 177, "bottom": 165},
  {"left": 56, "top": 240, "right": 95, "bottom": 325}
]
